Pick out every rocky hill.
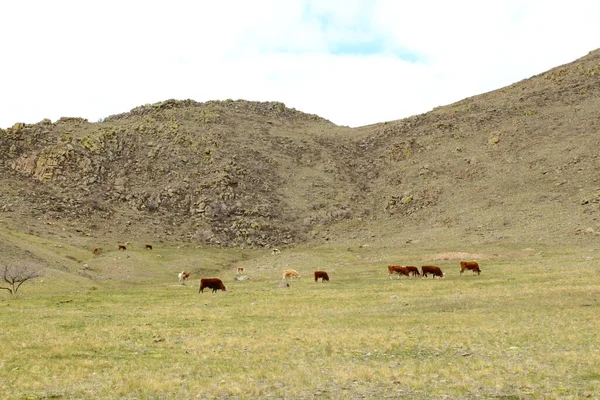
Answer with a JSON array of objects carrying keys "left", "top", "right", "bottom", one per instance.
[{"left": 1, "top": 49, "right": 599, "bottom": 251}]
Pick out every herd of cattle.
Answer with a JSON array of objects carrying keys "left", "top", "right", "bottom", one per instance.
[
  {"left": 95, "top": 244, "right": 481, "bottom": 294},
  {"left": 93, "top": 243, "right": 154, "bottom": 254},
  {"left": 178, "top": 261, "right": 481, "bottom": 294},
  {"left": 388, "top": 261, "right": 481, "bottom": 279}
]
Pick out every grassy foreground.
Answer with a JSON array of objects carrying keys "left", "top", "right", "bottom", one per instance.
[{"left": 1, "top": 242, "right": 599, "bottom": 399}]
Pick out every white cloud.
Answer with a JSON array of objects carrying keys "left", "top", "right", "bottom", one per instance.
[{"left": 0, "top": 0, "right": 598, "bottom": 128}]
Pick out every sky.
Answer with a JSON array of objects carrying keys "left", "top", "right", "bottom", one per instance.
[{"left": 1, "top": 0, "right": 598, "bottom": 129}]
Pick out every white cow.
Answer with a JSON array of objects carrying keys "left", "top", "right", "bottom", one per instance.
[{"left": 178, "top": 271, "right": 190, "bottom": 285}]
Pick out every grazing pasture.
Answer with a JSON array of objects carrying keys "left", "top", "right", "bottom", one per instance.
[{"left": 1, "top": 243, "right": 599, "bottom": 399}]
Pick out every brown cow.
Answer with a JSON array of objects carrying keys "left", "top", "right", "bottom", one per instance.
[
  {"left": 388, "top": 265, "right": 411, "bottom": 279},
  {"left": 421, "top": 265, "right": 444, "bottom": 278},
  {"left": 406, "top": 266, "right": 420, "bottom": 277},
  {"left": 460, "top": 261, "right": 481, "bottom": 275},
  {"left": 314, "top": 270, "right": 329, "bottom": 282},
  {"left": 145, "top": 244, "right": 153, "bottom": 250},
  {"left": 93, "top": 248, "right": 100, "bottom": 254},
  {"left": 178, "top": 271, "right": 191, "bottom": 284},
  {"left": 235, "top": 266, "right": 245, "bottom": 274},
  {"left": 199, "top": 278, "right": 227, "bottom": 293},
  {"left": 282, "top": 269, "right": 300, "bottom": 280},
  {"left": 118, "top": 245, "right": 127, "bottom": 251}
]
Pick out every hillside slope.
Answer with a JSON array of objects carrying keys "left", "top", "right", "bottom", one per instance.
[
  {"left": 1, "top": 49, "right": 599, "bottom": 255},
  {"left": 365, "top": 48, "right": 600, "bottom": 244}
]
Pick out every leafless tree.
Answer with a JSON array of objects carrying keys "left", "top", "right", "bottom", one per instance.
[{"left": 1, "top": 262, "right": 44, "bottom": 296}]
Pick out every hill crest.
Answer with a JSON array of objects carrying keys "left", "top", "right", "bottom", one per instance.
[{"left": 1, "top": 49, "right": 599, "bottom": 251}]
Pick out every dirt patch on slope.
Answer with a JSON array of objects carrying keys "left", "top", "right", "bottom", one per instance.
[{"left": 424, "top": 252, "right": 489, "bottom": 261}]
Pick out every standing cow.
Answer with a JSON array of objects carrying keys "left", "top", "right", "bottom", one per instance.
[
  {"left": 314, "top": 270, "right": 329, "bottom": 282},
  {"left": 178, "top": 271, "right": 191, "bottom": 285},
  {"left": 199, "top": 278, "right": 227, "bottom": 293},
  {"left": 388, "top": 265, "right": 411, "bottom": 279},
  {"left": 406, "top": 266, "right": 420, "bottom": 277},
  {"left": 460, "top": 261, "right": 481, "bottom": 275},
  {"left": 421, "top": 265, "right": 445, "bottom": 278},
  {"left": 282, "top": 269, "right": 301, "bottom": 280}
]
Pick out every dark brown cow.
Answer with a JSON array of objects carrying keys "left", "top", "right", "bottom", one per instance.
[
  {"left": 199, "top": 278, "right": 227, "bottom": 293},
  {"left": 118, "top": 245, "right": 127, "bottom": 251},
  {"left": 314, "top": 270, "right": 330, "bottom": 282},
  {"left": 406, "top": 266, "right": 420, "bottom": 277},
  {"left": 421, "top": 265, "right": 444, "bottom": 278},
  {"left": 145, "top": 244, "right": 153, "bottom": 250},
  {"left": 460, "top": 261, "right": 481, "bottom": 275},
  {"left": 93, "top": 248, "right": 100, "bottom": 254},
  {"left": 388, "top": 265, "right": 411, "bottom": 279}
]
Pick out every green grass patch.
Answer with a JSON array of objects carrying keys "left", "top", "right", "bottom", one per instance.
[{"left": 1, "top": 243, "right": 599, "bottom": 399}]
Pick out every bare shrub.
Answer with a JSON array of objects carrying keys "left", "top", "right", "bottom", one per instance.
[{"left": 1, "top": 262, "right": 44, "bottom": 296}]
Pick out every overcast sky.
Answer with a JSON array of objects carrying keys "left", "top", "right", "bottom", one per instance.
[{"left": 1, "top": 1, "right": 598, "bottom": 129}]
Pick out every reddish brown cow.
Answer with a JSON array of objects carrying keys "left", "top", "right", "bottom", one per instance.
[
  {"left": 199, "top": 278, "right": 227, "bottom": 293},
  {"left": 421, "top": 265, "right": 444, "bottom": 278},
  {"left": 460, "top": 261, "right": 481, "bottom": 275},
  {"left": 406, "top": 266, "right": 420, "bottom": 277},
  {"left": 314, "top": 270, "right": 330, "bottom": 282},
  {"left": 235, "top": 266, "right": 245, "bottom": 274},
  {"left": 145, "top": 244, "right": 153, "bottom": 250},
  {"left": 93, "top": 248, "right": 100, "bottom": 254},
  {"left": 388, "top": 265, "right": 411, "bottom": 279},
  {"left": 118, "top": 245, "right": 127, "bottom": 251}
]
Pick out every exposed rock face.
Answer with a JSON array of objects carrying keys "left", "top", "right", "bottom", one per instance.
[
  {"left": 11, "top": 145, "right": 74, "bottom": 181},
  {"left": 1, "top": 50, "right": 600, "bottom": 246},
  {"left": 0, "top": 100, "right": 339, "bottom": 247}
]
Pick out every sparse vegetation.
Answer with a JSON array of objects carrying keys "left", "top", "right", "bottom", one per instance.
[{"left": 0, "top": 262, "right": 44, "bottom": 296}]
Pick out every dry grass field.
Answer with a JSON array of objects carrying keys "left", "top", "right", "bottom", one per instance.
[{"left": 2, "top": 242, "right": 599, "bottom": 399}]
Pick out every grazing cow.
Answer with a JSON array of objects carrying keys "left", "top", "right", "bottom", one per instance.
[
  {"left": 421, "top": 265, "right": 445, "bottom": 278},
  {"left": 314, "top": 270, "right": 330, "bottom": 282},
  {"left": 406, "top": 266, "right": 420, "bottom": 277},
  {"left": 199, "top": 278, "right": 227, "bottom": 293},
  {"left": 271, "top": 248, "right": 281, "bottom": 255},
  {"left": 235, "top": 266, "right": 245, "bottom": 274},
  {"left": 178, "top": 271, "right": 191, "bottom": 284},
  {"left": 282, "top": 269, "right": 301, "bottom": 280},
  {"left": 145, "top": 244, "right": 153, "bottom": 250},
  {"left": 460, "top": 261, "right": 481, "bottom": 275},
  {"left": 118, "top": 245, "right": 127, "bottom": 251},
  {"left": 93, "top": 248, "right": 100, "bottom": 254},
  {"left": 388, "top": 265, "right": 411, "bottom": 279}
]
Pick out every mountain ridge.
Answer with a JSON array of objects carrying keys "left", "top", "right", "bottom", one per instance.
[{"left": 1, "top": 49, "right": 599, "bottom": 252}]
